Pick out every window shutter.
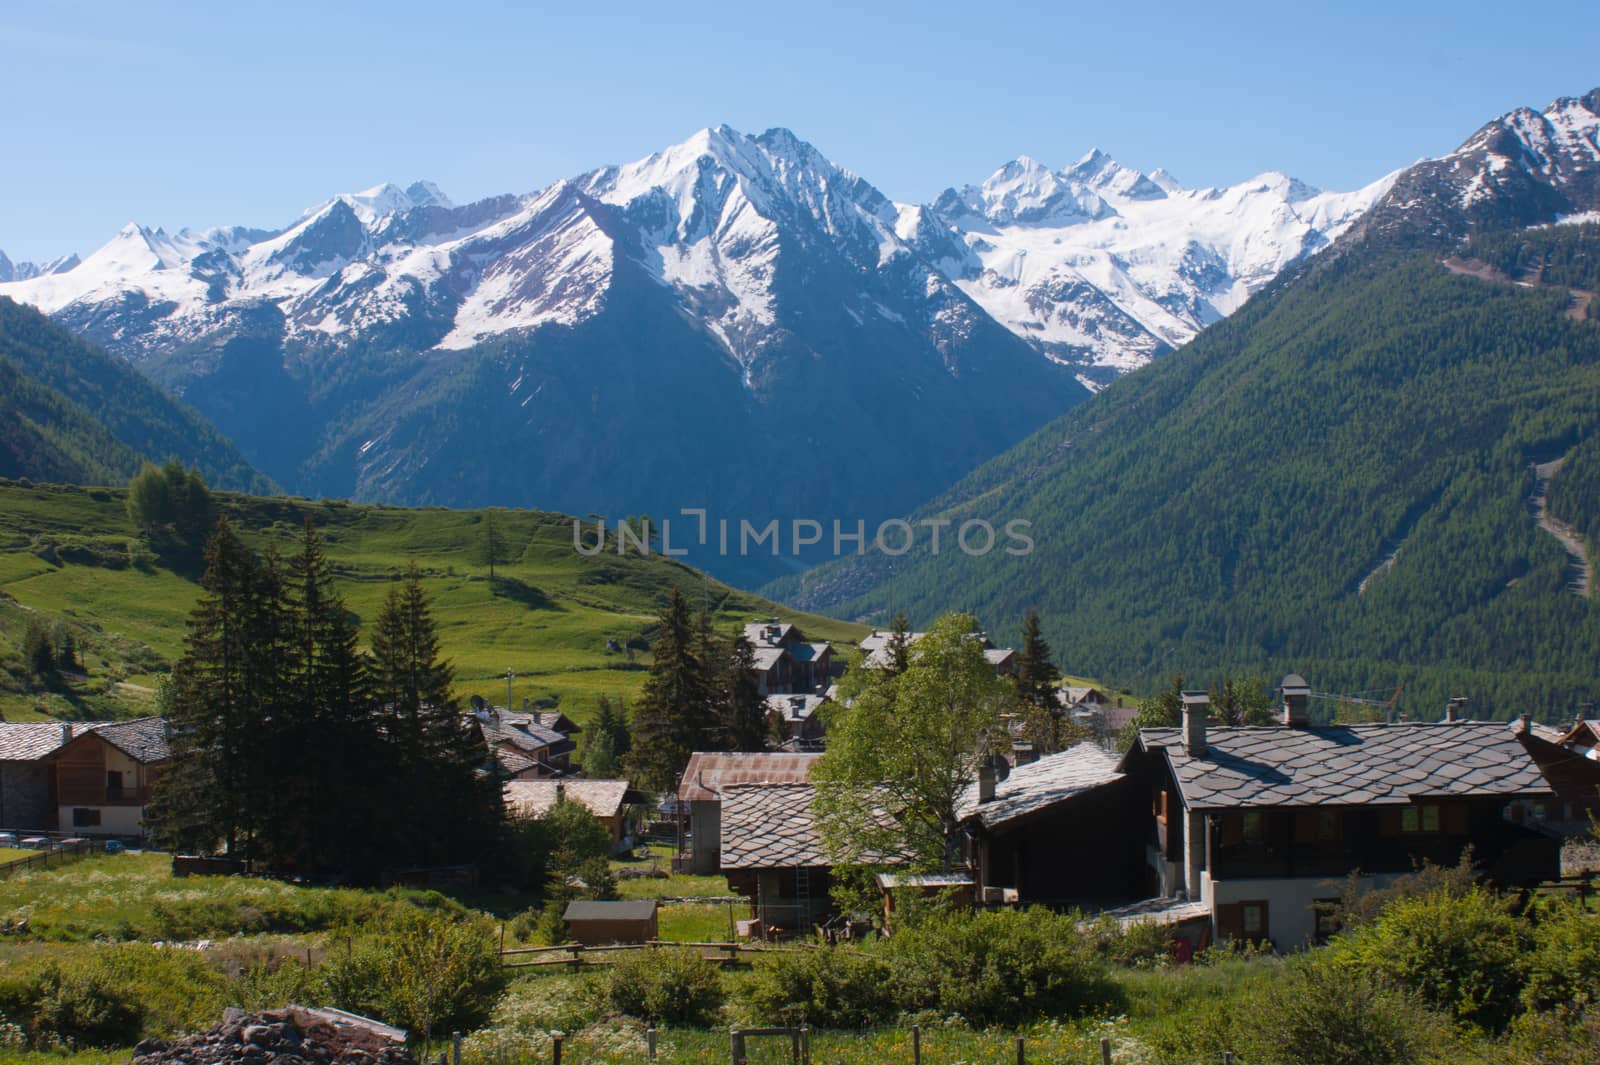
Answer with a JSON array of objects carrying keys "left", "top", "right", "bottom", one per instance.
[
  {"left": 1220, "top": 813, "right": 1244, "bottom": 847},
  {"left": 1442, "top": 802, "right": 1469, "bottom": 835},
  {"left": 1216, "top": 902, "right": 1243, "bottom": 940}
]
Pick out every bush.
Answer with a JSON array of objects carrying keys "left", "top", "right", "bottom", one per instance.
[
  {"left": 883, "top": 907, "right": 1118, "bottom": 1026},
  {"left": 1082, "top": 914, "right": 1175, "bottom": 969},
  {"left": 1326, "top": 884, "right": 1528, "bottom": 1029},
  {"left": 1521, "top": 899, "right": 1600, "bottom": 1013},
  {"left": 1236, "top": 957, "right": 1457, "bottom": 1065},
  {"left": 738, "top": 946, "right": 898, "bottom": 1028},
  {"left": 0, "top": 962, "right": 141, "bottom": 1049},
  {"left": 318, "top": 909, "right": 504, "bottom": 1041},
  {"left": 602, "top": 950, "right": 724, "bottom": 1026}
]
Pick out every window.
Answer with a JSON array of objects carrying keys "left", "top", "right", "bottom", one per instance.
[
  {"left": 1400, "top": 804, "right": 1441, "bottom": 834},
  {"left": 1242, "top": 810, "right": 1266, "bottom": 843},
  {"left": 106, "top": 770, "right": 124, "bottom": 800},
  {"left": 1316, "top": 810, "right": 1341, "bottom": 841},
  {"left": 1241, "top": 901, "right": 1268, "bottom": 937},
  {"left": 72, "top": 807, "right": 101, "bottom": 827}
]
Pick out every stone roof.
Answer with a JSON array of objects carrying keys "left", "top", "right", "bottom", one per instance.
[
  {"left": 719, "top": 783, "right": 828, "bottom": 870},
  {"left": 1133, "top": 721, "right": 1551, "bottom": 810},
  {"left": 505, "top": 779, "right": 632, "bottom": 819},
  {"left": 765, "top": 693, "right": 828, "bottom": 723},
  {"left": 677, "top": 751, "right": 821, "bottom": 802},
  {"left": 481, "top": 712, "right": 572, "bottom": 755},
  {"left": 958, "top": 743, "right": 1124, "bottom": 829},
  {"left": 0, "top": 719, "right": 169, "bottom": 763},
  {"left": 751, "top": 647, "right": 787, "bottom": 672},
  {"left": 744, "top": 621, "right": 798, "bottom": 647},
  {"left": 0, "top": 721, "right": 102, "bottom": 762},
  {"left": 563, "top": 899, "right": 657, "bottom": 922},
  {"left": 89, "top": 717, "right": 170, "bottom": 763}
]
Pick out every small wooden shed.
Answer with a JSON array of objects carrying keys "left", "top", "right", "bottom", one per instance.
[{"left": 562, "top": 899, "right": 658, "bottom": 945}]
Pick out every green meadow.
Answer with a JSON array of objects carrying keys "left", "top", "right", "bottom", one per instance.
[{"left": 0, "top": 479, "right": 865, "bottom": 724}]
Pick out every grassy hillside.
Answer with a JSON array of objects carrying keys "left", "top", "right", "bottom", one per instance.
[
  {"left": 0, "top": 480, "right": 865, "bottom": 723},
  {"left": 0, "top": 297, "right": 272, "bottom": 494},
  {"left": 775, "top": 232, "right": 1600, "bottom": 721}
]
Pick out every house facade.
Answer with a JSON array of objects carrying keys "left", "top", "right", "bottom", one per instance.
[
  {"left": 473, "top": 706, "right": 577, "bottom": 778},
  {"left": 959, "top": 744, "right": 1144, "bottom": 905},
  {"left": 744, "top": 621, "right": 833, "bottom": 696},
  {"left": 1121, "top": 686, "right": 1561, "bottom": 947},
  {"left": 504, "top": 778, "right": 645, "bottom": 854},
  {"left": 676, "top": 751, "right": 821, "bottom": 874},
  {"left": 50, "top": 718, "right": 170, "bottom": 837}
]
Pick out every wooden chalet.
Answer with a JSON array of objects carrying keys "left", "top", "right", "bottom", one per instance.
[{"left": 1119, "top": 684, "right": 1561, "bottom": 947}]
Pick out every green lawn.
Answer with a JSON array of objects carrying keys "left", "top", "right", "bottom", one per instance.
[
  {"left": 0, "top": 480, "right": 866, "bottom": 727},
  {"left": 0, "top": 846, "right": 33, "bottom": 864}
]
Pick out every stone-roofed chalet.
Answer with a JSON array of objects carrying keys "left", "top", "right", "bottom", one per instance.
[
  {"left": 957, "top": 743, "right": 1142, "bottom": 905},
  {"left": 719, "top": 782, "right": 905, "bottom": 931},
  {"left": 743, "top": 620, "right": 832, "bottom": 695},
  {"left": 504, "top": 778, "right": 646, "bottom": 853},
  {"left": 1120, "top": 682, "right": 1560, "bottom": 947},
  {"left": 676, "top": 751, "right": 821, "bottom": 874},
  {"left": 472, "top": 707, "right": 575, "bottom": 778},
  {"left": 47, "top": 716, "right": 171, "bottom": 837}
]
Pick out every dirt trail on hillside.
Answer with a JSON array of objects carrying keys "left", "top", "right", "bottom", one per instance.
[
  {"left": 1441, "top": 257, "right": 1595, "bottom": 320},
  {"left": 1529, "top": 458, "right": 1593, "bottom": 598}
]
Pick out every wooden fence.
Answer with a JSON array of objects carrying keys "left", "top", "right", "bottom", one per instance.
[
  {"left": 0, "top": 837, "right": 103, "bottom": 881},
  {"left": 499, "top": 939, "right": 791, "bottom": 970}
]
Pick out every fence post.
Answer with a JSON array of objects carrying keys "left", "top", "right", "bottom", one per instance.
[
  {"left": 1100, "top": 1036, "right": 1112, "bottom": 1065},
  {"left": 551, "top": 1031, "right": 563, "bottom": 1065},
  {"left": 1015, "top": 1035, "right": 1025, "bottom": 1065},
  {"left": 451, "top": 1031, "right": 461, "bottom": 1065},
  {"left": 912, "top": 1024, "right": 921, "bottom": 1065},
  {"left": 646, "top": 1027, "right": 657, "bottom": 1062},
  {"left": 799, "top": 1024, "right": 810, "bottom": 1065},
  {"left": 1223, "top": 1052, "right": 1235, "bottom": 1065},
  {"left": 730, "top": 1029, "right": 746, "bottom": 1065}
]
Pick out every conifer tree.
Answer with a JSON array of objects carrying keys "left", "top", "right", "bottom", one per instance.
[
  {"left": 884, "top": 611, "right": 913, "bottom": 675},
  {"left": 1014, "top": 610, "right": 1066, "bottom": 753},
  {"left": 625, "top": 588, "right": 714, "bottom": 792},
  {"left": 371, "top": 566, "right": 500, "bottom": 866},
  {"left": 584, "top": 695, "right": 631, "bottom": 777},
  {"left": 720, "top": 635, "right": 768, "bottom": 752}
]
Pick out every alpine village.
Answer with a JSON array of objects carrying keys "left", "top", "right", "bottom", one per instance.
[{"left": 6, "top": 35, "right": 1600, "bottom": 1065}]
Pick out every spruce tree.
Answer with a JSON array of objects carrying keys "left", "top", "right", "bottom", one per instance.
[
  {"left": 584, "top": 695, "right": 631, "bottom": 777},
  {"left": 1014, "top": 609, "right": 1066, "bottom": 753},
  {"left": 149, "top": 516, "right": 287, "bottom": 857},
  {"left": 884, "top": 611, "right": 913, "bottom": 675},
  {"left": 625, "top": 588, "right": 714, "bottom": 792},
  {"left": 371, "top": 566, "right": 500, "bottom": 867},
  {"left": 720, "top": 635, "right": 768, "bottom": 752}
]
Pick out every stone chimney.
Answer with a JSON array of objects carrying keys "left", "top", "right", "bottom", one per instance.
[
  {"left": 1519, "top": 713, "right": 1532, "bottom": 735},
  {"left": 1182, "top": 690, "right": 1210, "bottom": 756},
  {"left": 1444, "top": 697, "right": 1468, "bottom": 723},
  {"left": 59, "top": 722, "right": 72, "bottom": 746},
  {"left": 977, "top": 762, "right": 997, "bottom": 803},
  {"left": 1281, "top": 674, "right": 1311, "bottom": 727}
]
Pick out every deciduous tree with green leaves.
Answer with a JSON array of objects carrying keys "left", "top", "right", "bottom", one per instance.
[{"left": 814, "top": 612, "right": 1013, "bottom": 872}]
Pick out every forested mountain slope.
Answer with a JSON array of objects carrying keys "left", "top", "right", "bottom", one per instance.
[
  {"left": 776, "top": 234, "right": 1600, "bottom": 719},
  {"left": 0, "top": 298, "right": 272, "bottom": 493}
]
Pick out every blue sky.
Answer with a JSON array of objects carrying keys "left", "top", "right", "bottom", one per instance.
[{"left": 2, "top": 0, "right": 1597, "bottom": 261}]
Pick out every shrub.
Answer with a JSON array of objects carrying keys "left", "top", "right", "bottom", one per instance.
[
  {"left": 738, "top": 946, "right": 898, "bottom": 1028},
  {"left": 0, "top": 962, "right": 141, "bottom": 1049},
  {"left": 1326, "top": 884, "right": 1528, "bottom": 1029},
  {"left": 1521, "top": 899, "right": 1600, "bottom": 1013},
  {"left": 602, "top": 950, "right": 724, "bottom": 1026},
  {"left": 1082, "top": 914, "right": 1175, "bottom": 969},
  {"left": 318, "top": 909, "right": 504, "bottom": 1043},
  {"left": 883, "top": 907, "right": 1118, "bottom": 1026},
  {"left": 1236, "top": 957, "right": 1457, "bottom": 1065}
]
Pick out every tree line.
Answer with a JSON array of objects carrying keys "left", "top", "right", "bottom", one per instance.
[{"left": 149, "top": 517, "right": 502, "bottom": 882}]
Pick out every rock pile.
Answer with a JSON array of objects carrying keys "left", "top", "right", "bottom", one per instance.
[{"left": 130, "top": 1007, "right": 415, "bottom": 1065}]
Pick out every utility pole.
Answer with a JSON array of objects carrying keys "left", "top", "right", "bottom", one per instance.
[{"left": 505, "top": 668, "right": 514, "bottom": 710}]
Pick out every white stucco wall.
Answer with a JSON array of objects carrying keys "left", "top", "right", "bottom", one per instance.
[{"left": 1205, "top": 871, "right": 1405, "bottom": 947}]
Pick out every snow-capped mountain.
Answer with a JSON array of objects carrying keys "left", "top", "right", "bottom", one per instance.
[
  {"left": 0, "top": 250, "right": 79, "bottom": 283},
  {"left": 900, "top": 150, "right": 1396, "bottom": 388},
  {"left": 0, "top": 127, "right": 1084, "bottom": 585},
  {"left": 1349, "top": 90, "right": 1600, "bottom": 249}
]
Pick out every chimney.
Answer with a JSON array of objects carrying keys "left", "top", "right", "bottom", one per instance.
[
  {"left": 60, "top": 722, "right": 72, "bottom": 746},
  {"left": 1280, "top": 674, "right": 1311, "bottom": 727},
  {"left": 1444, "top": 697, "right": 1468, "bottom": 723},
  {"left": 977, "top": 762, "right": 997, "bottom": 803},
  {"left": 1519, "top": 713, "right": 1532, "bottom": 735},
  {"left": 1182, "top": 691, "right": 1210, "bottom": 756}
]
